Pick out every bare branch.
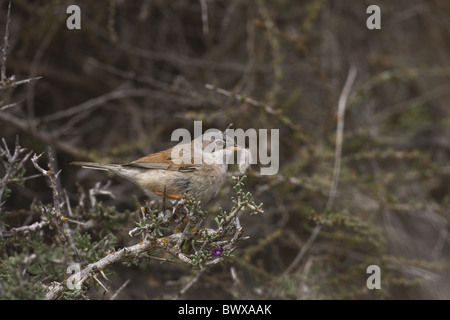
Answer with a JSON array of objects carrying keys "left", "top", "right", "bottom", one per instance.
[
  {"left": 0, "top": 2, "right": 42, "bottom": 90},
  {"left": 41, "top": 87, "right": 151, "bottom": 123},
  {"left": 284, "top": 66, "right": 358, "bottom": 275},
  {"left": 31, "top": 149, "right": 66, "bottom": 243},
  {"left": 0, "top": 111, "right": 87, "bottom": 158},
  {"left": 1, "top": 1, "right": 11, "bottom": 84},
  {"left": 110, "top": 279, "right": 130, "bottom": 300},
  {"left": 0, "top": 101, "right": 22, "bottom": 111},
  {"left": 174, "top": 268, "right": 206, "bottom": 299},
  {"left": 8, "top": 220, "right": 48, "bottom": 236},
  {"left": 199, "top": 0, "right": 209, "bottom": 36},
  {"left": 45, "top": 236, "right": 157, "bottom": 299},
  {"left": 204, "top": 83, "right": 307, "bottom": 141},
  {"left": 0, "top": 136, "right": 32, "bottom": 208},
  {"left": 0, "top": 76, "right": 42, "bottom": 90},
  {"left": 326, "top": 66, "right": 358, "bottom": 210},
  {"left": 44, "top": 175, "right": 255, "bottom": 299}
]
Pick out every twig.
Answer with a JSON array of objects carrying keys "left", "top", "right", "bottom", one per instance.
[
  {"left": 0, "top": 136, "right": 32, "bottom": 207},
  {"left": 199, "top": 0, "right": 209, "bottom": 36},
  {"left": 120, "top": 45, "right": 249, "bottom": 72},
  {"left": 0, "top": 76, "right": 42, "bottom": 90},
  {"left": 246, "top": 202, "right": 264, "bottom": 214},
  {"left": 174, "top": 268, "right": 206, "bottom": 299},
  {"left": 8, "top": 220, "right": 48, "bottom": 236},
  {"left": 256, "top": 0, "right": 283, "bottom": 106},
  {"left": 45, "top": 175, "right": 254, "bottom": 299},
  {"left": 89, "top": 181, "right": 115, "bottom": 207},
  {"left": 326, "top": 66, "right": 358, "bottom": 210},
  {"left": 205, "top": 83, "right": 277, "bottom": 115},
  {"left": 93, "top": 274, "right": 109, "bottom": 293},
  {"left": 283, "top": 224, "right": 321, "bottom": 275},
  {"left": 62, "top": 189, "right": 83, "bottom": 257},
  {"left": 110, "top": 279, "right": 130, "bottom": 300},
  {"left": 1, "top": 2, "right": 11, "bottom": 84},
  {"left": 0, "top": 111, "right": 86, "bottom": 158},
  {"left": 45, "top": 236, "right": 158, "bottom": 299},
  {"left": 284, "top": 66, "right": 358, "bottom": 275},
  {"left": 204, "top": 83, "right": 307, "bottom": 141},
  {"left": 0, "top": 101, "right": 21, "bottom": 111},
  {"left": 26, "top": 20, "right": 58, "bottom": 119},
  {"left": 41, "top": 87, "right": 151, "bottom": 123},
  {"left": 31, "top": 150, "right": 66, "bottom": 243},
  {"left": 108, "top": 0, "right": 118, "bottom": 43},
  {"left": 6, "top": 173, "right": 41, "bottom": 183}
]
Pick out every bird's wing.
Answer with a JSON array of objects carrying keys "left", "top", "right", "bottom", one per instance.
[
  {"left": 130, "top": 147, "right": 200, "bottom": 172},
  {"left": 125, "top": 161, "right": 199, "bottom": 172}
]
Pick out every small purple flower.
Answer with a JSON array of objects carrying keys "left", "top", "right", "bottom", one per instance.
[{"left": 212, "top": 248, "right": 223, "bottom": 256}]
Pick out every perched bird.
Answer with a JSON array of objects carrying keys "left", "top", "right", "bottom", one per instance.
[{"left": 72, "top": 132, "right": 247, "bottom": 205}]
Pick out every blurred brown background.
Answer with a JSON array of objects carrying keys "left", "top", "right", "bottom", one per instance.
[{"left": 1, "top": 0, "right": 450, "bottom": 299}]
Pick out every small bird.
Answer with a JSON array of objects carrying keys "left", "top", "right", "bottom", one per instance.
[{"left": 72, "top": 132, "right": 245, "bottom": 205}]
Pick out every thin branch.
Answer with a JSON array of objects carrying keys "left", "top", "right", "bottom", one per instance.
[
  {"left": 0, "top": 101, "right": 22, "bottom": 111},
  {"left": 6, "top": 173, "right": 42, "bottom": 183},
  {"left": 31, "top": 150, "right": 66, "bottom": 243},
  {"left": 326, "top": 65, "right": 358, "bottom": 210},
  {"left": 120, "top": 45, "right": 249, "bottom": 72},
  {"left": 0, "top": 76, "right": 42, "bottom": 90},
  {"left": 284, "top": 66, "right": 358, "bottom": 275},
  {"left": 0, "top": 2, "right": 41, "bottom": 90},
  {"left": 41, "top": 87, "right": 151, "bottom": 123},
  {"left": 89, "top": 181, "right": 115, "bottom": 207},
  {"left": 0, "top": 136, "right": 32, "bottom": 207},
  {"left": 204, "top": 83, "right": 307, "bottom": 141},
  {"left": 45, "top": 175, "right": 255, "bottom": 299},
  {"left": 0, "top": 110, "right": 87, "bottom": 158},
  {"left": 26, "top": 20, "right": 58, "bottom": 119},
  {"left": 110, "top": 279, "right": 130, "bottom": 300},
  {"left": 205, "top": 83, "right": 277, "bottom": 115},
  {"left": 199, "top": 0, "right": 209, "bottom": 36},
  {"left": 93, "top": 274, "right": 109, "bottom": 293},
  {"left": 8, "top": 220, "right": 48, "bottom": 236},
  {"left": 1, "top": 1, "right": 11, "bottom": 84},
  {"left": 283, "top": 224, "right": 321, "bottom": 275},
  {"left": 174, "top": 268, "right": 206, "bottom": 299},
  {"left": 107, "top": 0, "right": 118, "bottom": 43},
  {"left": 45, "top": 236, "right": 158, "bottom": 299}
]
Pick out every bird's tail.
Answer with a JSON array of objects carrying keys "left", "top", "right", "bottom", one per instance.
[
  {"left": 70, "top": 161, "right": 121, "bottom": 172},
  {"left": 71, "top": 161, "right": 143, "bottom": 183}
]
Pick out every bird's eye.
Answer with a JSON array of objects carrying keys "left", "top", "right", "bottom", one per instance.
[{"left": 215, "top": 139, "right": 224, "bottom": 147}]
